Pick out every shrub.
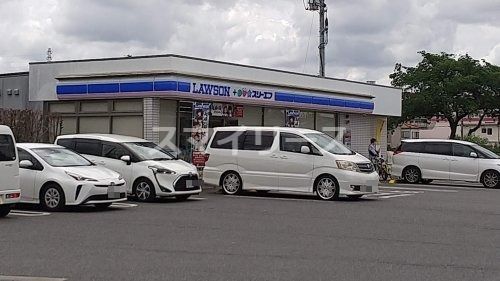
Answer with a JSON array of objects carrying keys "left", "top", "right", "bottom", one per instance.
[{"left": 0, "top": 109, "right": 62, "bottom": 143}]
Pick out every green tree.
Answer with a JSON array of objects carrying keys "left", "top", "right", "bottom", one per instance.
[{"left": 390, "top": 51, "right": 498, "bottom": 139}]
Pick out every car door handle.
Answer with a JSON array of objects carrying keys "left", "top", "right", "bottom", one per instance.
[
  {"left": 5, "top": 164, "right": 13, "bottom": 167},
  {"left": 280, "top": 155, "right": 288, "bottom": 159},
  {"left": 270, "top": 154, "right": 279, "bottom": 158}
]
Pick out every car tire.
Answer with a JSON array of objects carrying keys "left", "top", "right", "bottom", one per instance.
[
  {"left": 0, "top": 205, "right": 11, "bottom": 217},
  {"left": 133, "top": 178, "right": 156, "bottom": 202},
  {"left": 403, "top": 166, "right": 421, "bottom": 184},
  {"left": 221, "top": 172, "right": 242, "bottom": 195},
  {"left": 175, "top": 195, "right": 191, "bottom": 201},
  {"left": 94, "top": 203, "right": 112, "bottom": 210},
  {"left": 481, "top": 170, "right": 500, "bottom": 189},
  {"left": 40, "top": 184, "right": 66, "bottom": 211},
  {"left": 315, "top": 175, "right": 339, "bottom": 201}
]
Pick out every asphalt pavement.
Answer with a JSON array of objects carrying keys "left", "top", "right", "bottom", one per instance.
[{"left": 0, "top": 182, "right": 499, "bottom": 281}]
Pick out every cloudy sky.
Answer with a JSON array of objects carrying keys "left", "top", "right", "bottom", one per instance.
[{"left": 0, "top": 0, "right": 499, "bottom": 85}]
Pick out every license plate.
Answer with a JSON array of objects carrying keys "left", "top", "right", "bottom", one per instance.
[
  {"left": 186, "top": 180, "right": 202, "bottom": 188},
  {"left": 361, "top": 186, "right": 373, "bottom": 192},
  {"left": 107, "top": 187, "right": 120, "bottom": 199}
]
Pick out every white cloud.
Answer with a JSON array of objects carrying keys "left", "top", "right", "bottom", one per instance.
[{"left": 0, "top": 0, "right": 498, "bottom": 86}]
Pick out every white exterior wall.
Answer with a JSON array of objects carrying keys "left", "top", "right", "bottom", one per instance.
[{"left": 143, "top": 98, "right": 160, "bottom": 144}]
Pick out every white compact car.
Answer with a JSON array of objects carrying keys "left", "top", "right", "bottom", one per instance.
[
  {"left": 17, "top": 143, "right": 127, "bottom": 211},
  {"left": 204, "top": 127, "right": 379, "bottom": 200},
  {"left": 55, "top": 134, "right": 202, "bottom": 202},
  {"left": 391, "top": 139, "right": 500, "bottom": 188},
  {"left": 0, "top": 125, "right": 21, "bottom": 217}
]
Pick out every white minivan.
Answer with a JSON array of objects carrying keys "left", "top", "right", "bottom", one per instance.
[
  {"left": 391, "top": 139, "right": 500, "bottom": 188},
  {"left": 55, "top": 134, "right": 202, "bottom": 201},
  {"left": 0, "top": 125, "right": 21, "bottom": 217},
  {"left": 204, "top": 127, "right": 379, "bottom": 200}
]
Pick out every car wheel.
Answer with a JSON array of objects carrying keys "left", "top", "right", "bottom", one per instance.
[
  {"left": 0, "top": 205, "right": 11, "bottom": 217},
  {"left": 134, "top": 178, "right": 156, "bottom": 202},
  {"left": 94, "top": 203, "right": 112, "bottom": 210},
  {"left": 175, "top": 195, "right": 191, "bottom": 201},
  {"left": 40, "top": 184, "right": 66, "bottom": 211},
  {"left": 481, "top": 170, "right": 500, "bottom": 189},
  {"left": 315, "top": 175, "right": 339, "bottom": 201},
  {"left": 403, "top": 166, "right": 421, "bottom": 184},
  {"left": 221, "top": 172, "right": 242, "bottom": 195}
]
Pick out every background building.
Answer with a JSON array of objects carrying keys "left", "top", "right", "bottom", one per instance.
[{"left": 15, "top": 54, "right": 402, "bottom": 161}]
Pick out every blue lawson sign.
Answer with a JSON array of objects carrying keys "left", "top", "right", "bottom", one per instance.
[{"left": 56, "top": 79, "right": 374, "bottom": 112}]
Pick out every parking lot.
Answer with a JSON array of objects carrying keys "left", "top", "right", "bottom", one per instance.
[{"left": 1, "top": 182, "right": 499, "bottom": 281}]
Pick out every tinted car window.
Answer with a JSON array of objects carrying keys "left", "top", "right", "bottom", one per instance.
[
  {"left": 423, "top": 142, "right": 452, "bottom": 155},
  {"left": 0, "top": 134, "right": 16, "bottom": 161},
  {"left": 210, "top": 131, "right": 245, "bottom": 149},
  {"left": 102, "top": 142, "right": 128, "bottom": 160},
  {"left": 17, "top": 148, "right": 43, "bottom": 171},
  {"left": 401, "top": 142, "right": 424, "bottom": 153},
  {"left": 56, "top": 139, "right": 75, "bottom": 150},
  {"left": 452, "top": 144, "right": 476, "bottom": 158},
  {"left": 280, "top": 132, "right": 317, "bottom": 154},
  {"left": 242, "top": 131, "right": 275, "bottom": 151},
  {"left": 74, "top": 139, "right": 102, "bottom": 156}
]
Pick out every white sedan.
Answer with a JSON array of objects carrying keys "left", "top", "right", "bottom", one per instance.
[{"left": 17, "top": 143, "right": 127, "bottom": 211}]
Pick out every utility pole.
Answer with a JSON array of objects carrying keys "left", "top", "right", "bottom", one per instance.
[{"left": 306, "top": 0, "right": 329, "bottom": 77}]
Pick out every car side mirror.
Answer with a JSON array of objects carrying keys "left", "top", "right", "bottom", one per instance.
[
  {"left": 469, "top": 152, "right": 478, "bottom": 158},
  {"left": 19, "top": 160, "right": 34, "bottom": 169},
  {"left": 120, "top": 155, "right": 131, "bottom": 165},
  {"left": 300, "top": 146, "right": 311, "bottom": 154}
]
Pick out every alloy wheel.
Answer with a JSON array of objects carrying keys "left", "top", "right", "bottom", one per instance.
[
  {"left": 45, "top": 188, "right": 61, "bottom": 209},
  {"left": 483, "top": 171, "right": 499, "bottom": 188},
  {"left": 222, "top": 173, "right": 241, "bottom": 194},
  {"left": 404, "top": 168, "right": 420, "bottom": 184},
  {"left": 316, "top": 177, "right": 336, "bottom": 200},
  {"left": 136, "top": 182, "right": 151, "bottom": 201}
]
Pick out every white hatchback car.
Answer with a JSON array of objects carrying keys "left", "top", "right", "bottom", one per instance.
[
  {"left": 391, "top": 139, "right": 500, "bottom": 188},
  {"left": 204, "top": 127, "right": 379, "bottom": 200},
  {"left": 55, "top": 134, "right": 201, "bottom": 202},
  {"left": 17, "top": 143, "right": 127, "bottom": 211}
]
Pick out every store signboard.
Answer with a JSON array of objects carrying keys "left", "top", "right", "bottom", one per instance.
[
  {"left": 191, "top": 82, "right": 274, "bottom": 101},
  {"left": 191, "top": 102, "right": 210, "bottom": 167}
]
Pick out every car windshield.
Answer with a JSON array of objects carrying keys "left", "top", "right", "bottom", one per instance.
[
  {"left": 123, "top": 142, "right": 174, "bottom": 161},
  {"left": 32, "top": 147, "right": 92, "bottom": 167},
  {"left": 304, "top": 133, "right": 354, "bottom": 155},
  {"left": 472, "top": 144, "right": 500, "bottom": 159}
]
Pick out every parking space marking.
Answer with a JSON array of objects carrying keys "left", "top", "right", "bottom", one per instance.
[
  {"left": 377, "top": 193, "right": 416, "bottom": 199},
  {"left": 380, "top": 186, "right": 459, "bottom": 193},
  {"left": 0, "top": 276, "right": 66, "bottom": 281},
  {"left": 9, "top": 210, "right": 51, "bottom": 217},
  {"left": 110, "top": 202, "right": 138, "bottom": 208},
  {"left": 224, "top": 195, "right": 323, "bottom": 203}
]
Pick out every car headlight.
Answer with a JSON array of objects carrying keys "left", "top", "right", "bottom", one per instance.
[
  {"left": 118, "top": 174, "right": 124, "bottom": 181},
  {"left": 336, "top": 160, "right": 360, "bottom": 172},
  {"left": 66, "top": 172, "right": 98, "bottom": 182},
  {"left": 148, "top": 165, "right": 176, "bottom": 175}
]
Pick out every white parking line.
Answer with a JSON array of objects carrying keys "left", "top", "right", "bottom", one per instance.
[
  {"left": 377, "top": 194, "right": 416, "bottom": 199},
  {"left": 9, "top": 210, "right": 51, "bottom": 217},
  {"left": 381, "top": 186, "right": 459, "bottom": 193},
  {"left": 110, "top": 202, "right": 138, "bottom": 208},
  {"left": 224, "top": 195, "right": 322, "bottom": 203},
  {"left": 0, "top": 276, "right": 66, "bottom": 281}
]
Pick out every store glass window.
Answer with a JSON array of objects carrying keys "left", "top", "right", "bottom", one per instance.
[
  {"left": 113, "top": 100, "right": 143, "bottom": 112},
  {"left": 239, "top": 106, "right": 262, "bottom": 126},
  {"left": 60, "top": 117, "right": 77, "bottom": 135},
  {"left": 49, "top": 102, "right": 75, "bottom": 113},
  {"left": 263, "top": 108, "right": 284, "bottom": 127},
  {"left": 80, "top": 101, "right": 108, "bottom": 112},
  {"left": 79, "top": 117, "right": 110, "bottom": 134},
  {"left": 316, "top": 112, "right": 337, "bottom": 137},
  {"left": 112, "top": 116, "right": 143, "bottom": 138},
  {"left": 300, "top": 111, "right": 315, "bottom": 129}
]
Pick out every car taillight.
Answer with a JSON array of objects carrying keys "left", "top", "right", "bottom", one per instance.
[
  {"left": 6, "top": 192, "right": 20, "bottom": 199},
  {"left": 204, "top": 153, "right": 210, "bottom": 161}
]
